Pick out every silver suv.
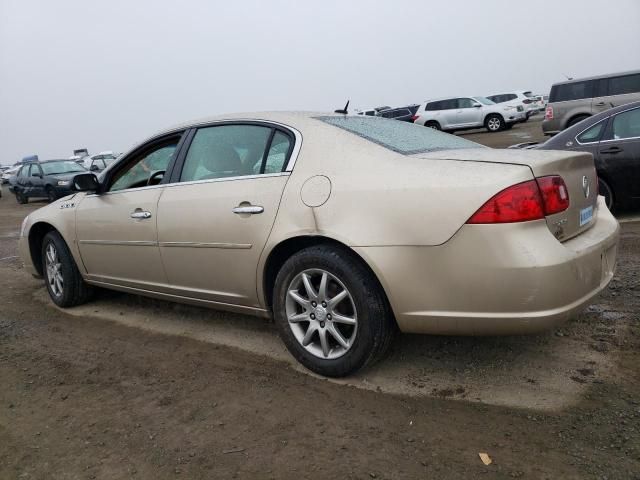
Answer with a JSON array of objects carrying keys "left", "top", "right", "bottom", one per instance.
[
  {"left": 543, "top": 70, "right": 640, "bottom": 135},
  {"left": 413, "top": 96, "right": 526, "bottom": 133}
]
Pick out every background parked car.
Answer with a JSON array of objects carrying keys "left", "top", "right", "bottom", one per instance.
[
  {"left": 511, "top": 101, "right": 640, "bottom": 211},
  {"left": 543, "top": 70, "right": 640, "bottom": 135},
  {"left": 378, "top": 105, "right": 420, "bottom": 122},
  {"left": 13, "top": 159, "right": 87, "bottom": 204},
  {"left": 413, "top": 96, "right": 526, "bottom": 132},
  {"left": 1, "top": 165, "right": 20, "bottom": 184},
  {"left": 83, "top": 151, "right": 119, "bottom": 171},
  {"left": 355, "top": 106, "right": 391, "bottom": 116},
  {"left": 487, "top": 90, "right": 536, "bottom": 120}
]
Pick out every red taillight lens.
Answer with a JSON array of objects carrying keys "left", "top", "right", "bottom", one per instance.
[
  {"left": 411, "top": 115, "right": 419, "bottom": 122},
  {"left": 467, "top": 180, "right": 545, "bottom": 224},
  {"left": 536, "top": 175, "right": 570, "bottom": 215},
  {"left": 545, "top": 106, "right": 553, "bottom": 120}
]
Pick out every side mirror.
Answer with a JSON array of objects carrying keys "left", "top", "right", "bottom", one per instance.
[
  {"left": 472, "top": 103, "right": 482, "bottom": 108},
  {"left": 73, "top": 173, "right": 100, "bottom": 192},
  {"left": 32, "top": 172, "right": 42, "bottom": 178}
]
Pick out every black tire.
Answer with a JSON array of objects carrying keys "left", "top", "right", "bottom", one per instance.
[
  {"left": 41, "top": 231, "right": 93, "bottom": 308},
  {"left": 484, "top": 114, "right": 504, "bottom": 132},
  {"left": 273, "top": 245, "right": 395, "bottom": 377},
  {"left": 567, "top": 115, "right": 590, "bottom": 128},
  {"left": 15, "top": 192, "right": 27, "bottom": 204},
  {"left": 425, "top": 121, "right": 441, "bottom": 131},
  {"left": 46, "top": 186, "right": 57, "bottom": 203},
  {"left": 598, "top": 177, "right": 615, "bottom": 212}
]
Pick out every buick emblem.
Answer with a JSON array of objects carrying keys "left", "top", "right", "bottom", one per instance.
[{"left": 582, "top": 176, "right": 590, "bottom": 198}]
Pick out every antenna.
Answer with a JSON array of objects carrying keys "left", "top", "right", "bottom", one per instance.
[
  {"left": 562, "top": 73, "right": 573, "bottom": 81},
  {"left": 334, "top": 100, "right": 349, "bottom": 114}
]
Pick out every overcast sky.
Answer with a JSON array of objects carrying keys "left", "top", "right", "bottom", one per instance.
[{"left": 1, "top": 0, "right": 639, "bottom": 164}]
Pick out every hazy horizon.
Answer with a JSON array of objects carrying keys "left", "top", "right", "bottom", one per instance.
[{"left": 1, "top": 0, "right": 639, "bottom": 164}]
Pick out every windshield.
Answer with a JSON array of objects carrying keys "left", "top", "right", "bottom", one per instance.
[
  {"left": 474, "top": 96, "right": 495, "bottom": 105},
  {"left": 318, "top": 116, "right": 482, "bottom": 154},
  {"left": 41, "top": 161, "right": 87, "bottom": 176}
]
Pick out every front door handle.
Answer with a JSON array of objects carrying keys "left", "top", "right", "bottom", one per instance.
[
  {"left": 600, "top": 146, "right": 622, "bottom": 154},
  {"left": 130, "top": 210, "right": 152, "bottom": 219},
  {"left": 233, "top": 205, "right": 264, "bottom": 215}
]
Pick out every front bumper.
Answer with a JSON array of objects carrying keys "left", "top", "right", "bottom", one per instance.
[
  {"left": 354, "top": 196, "right": 619, "bottom": 335},
  {"left": 506, "top": 110, "right": 527, "bottom": 123}
]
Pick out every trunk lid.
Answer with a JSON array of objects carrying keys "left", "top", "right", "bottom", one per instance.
[{"left": 415, "top": 148, "right": 599, "bottom": 242}]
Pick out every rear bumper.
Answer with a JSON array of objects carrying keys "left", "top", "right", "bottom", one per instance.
[{"left": 354, "top": 196, "right": 619, "bottom": 335}]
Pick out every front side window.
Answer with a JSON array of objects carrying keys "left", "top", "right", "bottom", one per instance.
[
  {"left": 180, "top": 125, "right": 273, "bottom": 182},
  {"left": 109, "top": 142, "right": 178, "bottom": 192},
  {"left": 457, "top": 98, "right": 474, "bottom": 108},
  {"left": 610, "top": 108, "right": 640, "bottom": 140},
  {"left": 474, "top": 97, "right": 495, "bottom": 106},
  {"left": 576, "top": 121, "right": 605, "bottom": 143},
  {"left": 608, "top": 74, "right": 640, "bottom": 96}
]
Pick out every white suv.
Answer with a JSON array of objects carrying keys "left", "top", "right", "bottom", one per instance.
[
  {"left": 487, "top": 90, "right": 539, "bottom": 119},
  {"left": 413, "top": 96, "right": 525, "bottom": 133}
]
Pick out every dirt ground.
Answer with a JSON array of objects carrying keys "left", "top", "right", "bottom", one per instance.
[{"left": 1, "top": 122, "right": 640, "bottom": 479}]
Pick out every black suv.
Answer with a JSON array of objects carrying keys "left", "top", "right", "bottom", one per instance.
[
  {"left": 13, "top": 160, "right": 87, "bottom": 204},
  {"left": 378, "top": 104, "right": 420, "bottom": 122}
]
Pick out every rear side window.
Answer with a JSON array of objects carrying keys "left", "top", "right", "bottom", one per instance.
[
  {"left": 550, "top": 81, "right": 594, "bottom": 102},
  {"left": 318, "top": 116, "right": 482, "bottom": 154},
  {"left": 576, "top": 121, "right": 605, "bottom": 144},
  {"left": 608, "top": 74, "right": 640, "bottom": 96}
]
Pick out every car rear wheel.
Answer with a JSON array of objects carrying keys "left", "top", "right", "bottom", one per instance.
[
  {"left": 425, "top": 121, "right": 441, "bottom": 130},
  {"left": 485, "top": 114, "right": 504, "bottom": 132},
  {"left": 46, "top": 186, "right": 57, "bottom": 203},
  {"left": 598, "top": 177, "right": 614, "bottom": 212},
  {"left": 273, "top": 245, "right": 395, "bottom": 377},
  {"left": 15, "top": 192, "right": 27, "bottom": 204},
  {"left": 42, "top": 231, "right": 93, "bottom": 308}
]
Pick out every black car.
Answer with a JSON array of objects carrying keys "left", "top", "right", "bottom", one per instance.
[
  {"left": 13, "top": 159, "right": 87, "bottom": 204},
  {"left": 510, "top": 101, "right": 640, "bottom": 211},
  {"left": 378, "top": 104, "right": 421, "bottom": 122}
]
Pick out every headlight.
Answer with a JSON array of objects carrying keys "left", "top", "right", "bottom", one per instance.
[
  {"left": 57, "top": 180, "right": 70, "bottom": 186},
  {"left": 20, "top": 215, "right": 29, "bottom": 237}
]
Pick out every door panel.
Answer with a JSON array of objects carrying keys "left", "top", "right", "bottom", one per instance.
[
  {"left": 157, "top": 175, "right": 288, "bottom": 306},
  {"left": 598, "top": 139, "right": 640, "bottom": 202},
  {"left": 456, "top": 99, "right": 482, "bottom": 127},
  {"left": 76, "top": 188, "right": 167, "bottom": 287}
]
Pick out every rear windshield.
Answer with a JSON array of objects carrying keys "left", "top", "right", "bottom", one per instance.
[{"left": 318, "top": 116, "right": 482, "bottom": 154}]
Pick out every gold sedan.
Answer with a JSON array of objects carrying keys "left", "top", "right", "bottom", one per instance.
[{"left": 19, "top": 112, "right": 619, "bottom": 376}]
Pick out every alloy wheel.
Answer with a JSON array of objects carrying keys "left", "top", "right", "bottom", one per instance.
[
  {"left": 285, "top": 268, "right": 357, "bottom": 359},
  {"left": 487, "top": 117, "right": 502, "bottom": 131},
  {"left": 45, "top": 243, "right": 64, "bottom": 297}
]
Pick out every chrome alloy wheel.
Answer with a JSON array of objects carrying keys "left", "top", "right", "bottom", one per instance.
[
  {"left": 487, "top": 117, "right": 502, "bottom": 131},
  {"left": 45, "top": 243, "right": 64, "bottom": 297},
  {"left": 285, "top": 269, "right": 358, "bottom": 360}
]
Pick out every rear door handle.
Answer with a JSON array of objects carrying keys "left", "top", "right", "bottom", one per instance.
[
  {"left": 595, "top": 102, "right": 606, "bottom": 106},
  {"left": 599, "top": 146, "right": 622, "bottom": 154},
  {"left": 233, "top": 205, "right": 264, "bottom": 215},
  {"left": 130, "top": 210, "right": 152, "bottom": 219}
]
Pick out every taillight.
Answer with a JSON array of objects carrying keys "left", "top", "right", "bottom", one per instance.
[
  {"left": 467, "top": 176, "right": 570, "bottom": 224},
  {"left": 411, "top": 115, "right": 419, "bottom": 122},
  {"left": 545, "top": 106, "right": 553, "bottom": 120},
  {"left": 467, "top": 180, "right": 545, "bottom": 224},
  {"left": 536, "top": 175, "right": 570, "bottom": 215}
]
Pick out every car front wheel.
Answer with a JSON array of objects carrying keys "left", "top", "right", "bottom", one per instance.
[
  {"left": 273, "top": 245, "right": 395, "bottom": 377},
  {"left": 42, "top": 231, "right": 93, "bottom": 307}
]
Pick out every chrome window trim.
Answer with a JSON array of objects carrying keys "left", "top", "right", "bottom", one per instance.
[
  {"left": 599, "top": 105, "right": 640, "bottom": 143},
  {"left": 86, "top": 171, "right": 291, "bottom": 197}
]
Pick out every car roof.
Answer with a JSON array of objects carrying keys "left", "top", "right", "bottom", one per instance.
[{"left": 552, "top": 69, "right": 640, "bottom": 87}]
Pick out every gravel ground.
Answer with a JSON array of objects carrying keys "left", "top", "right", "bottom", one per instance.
[{"left": 1, "top": 125, "right": 639, "bottom": 478}]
